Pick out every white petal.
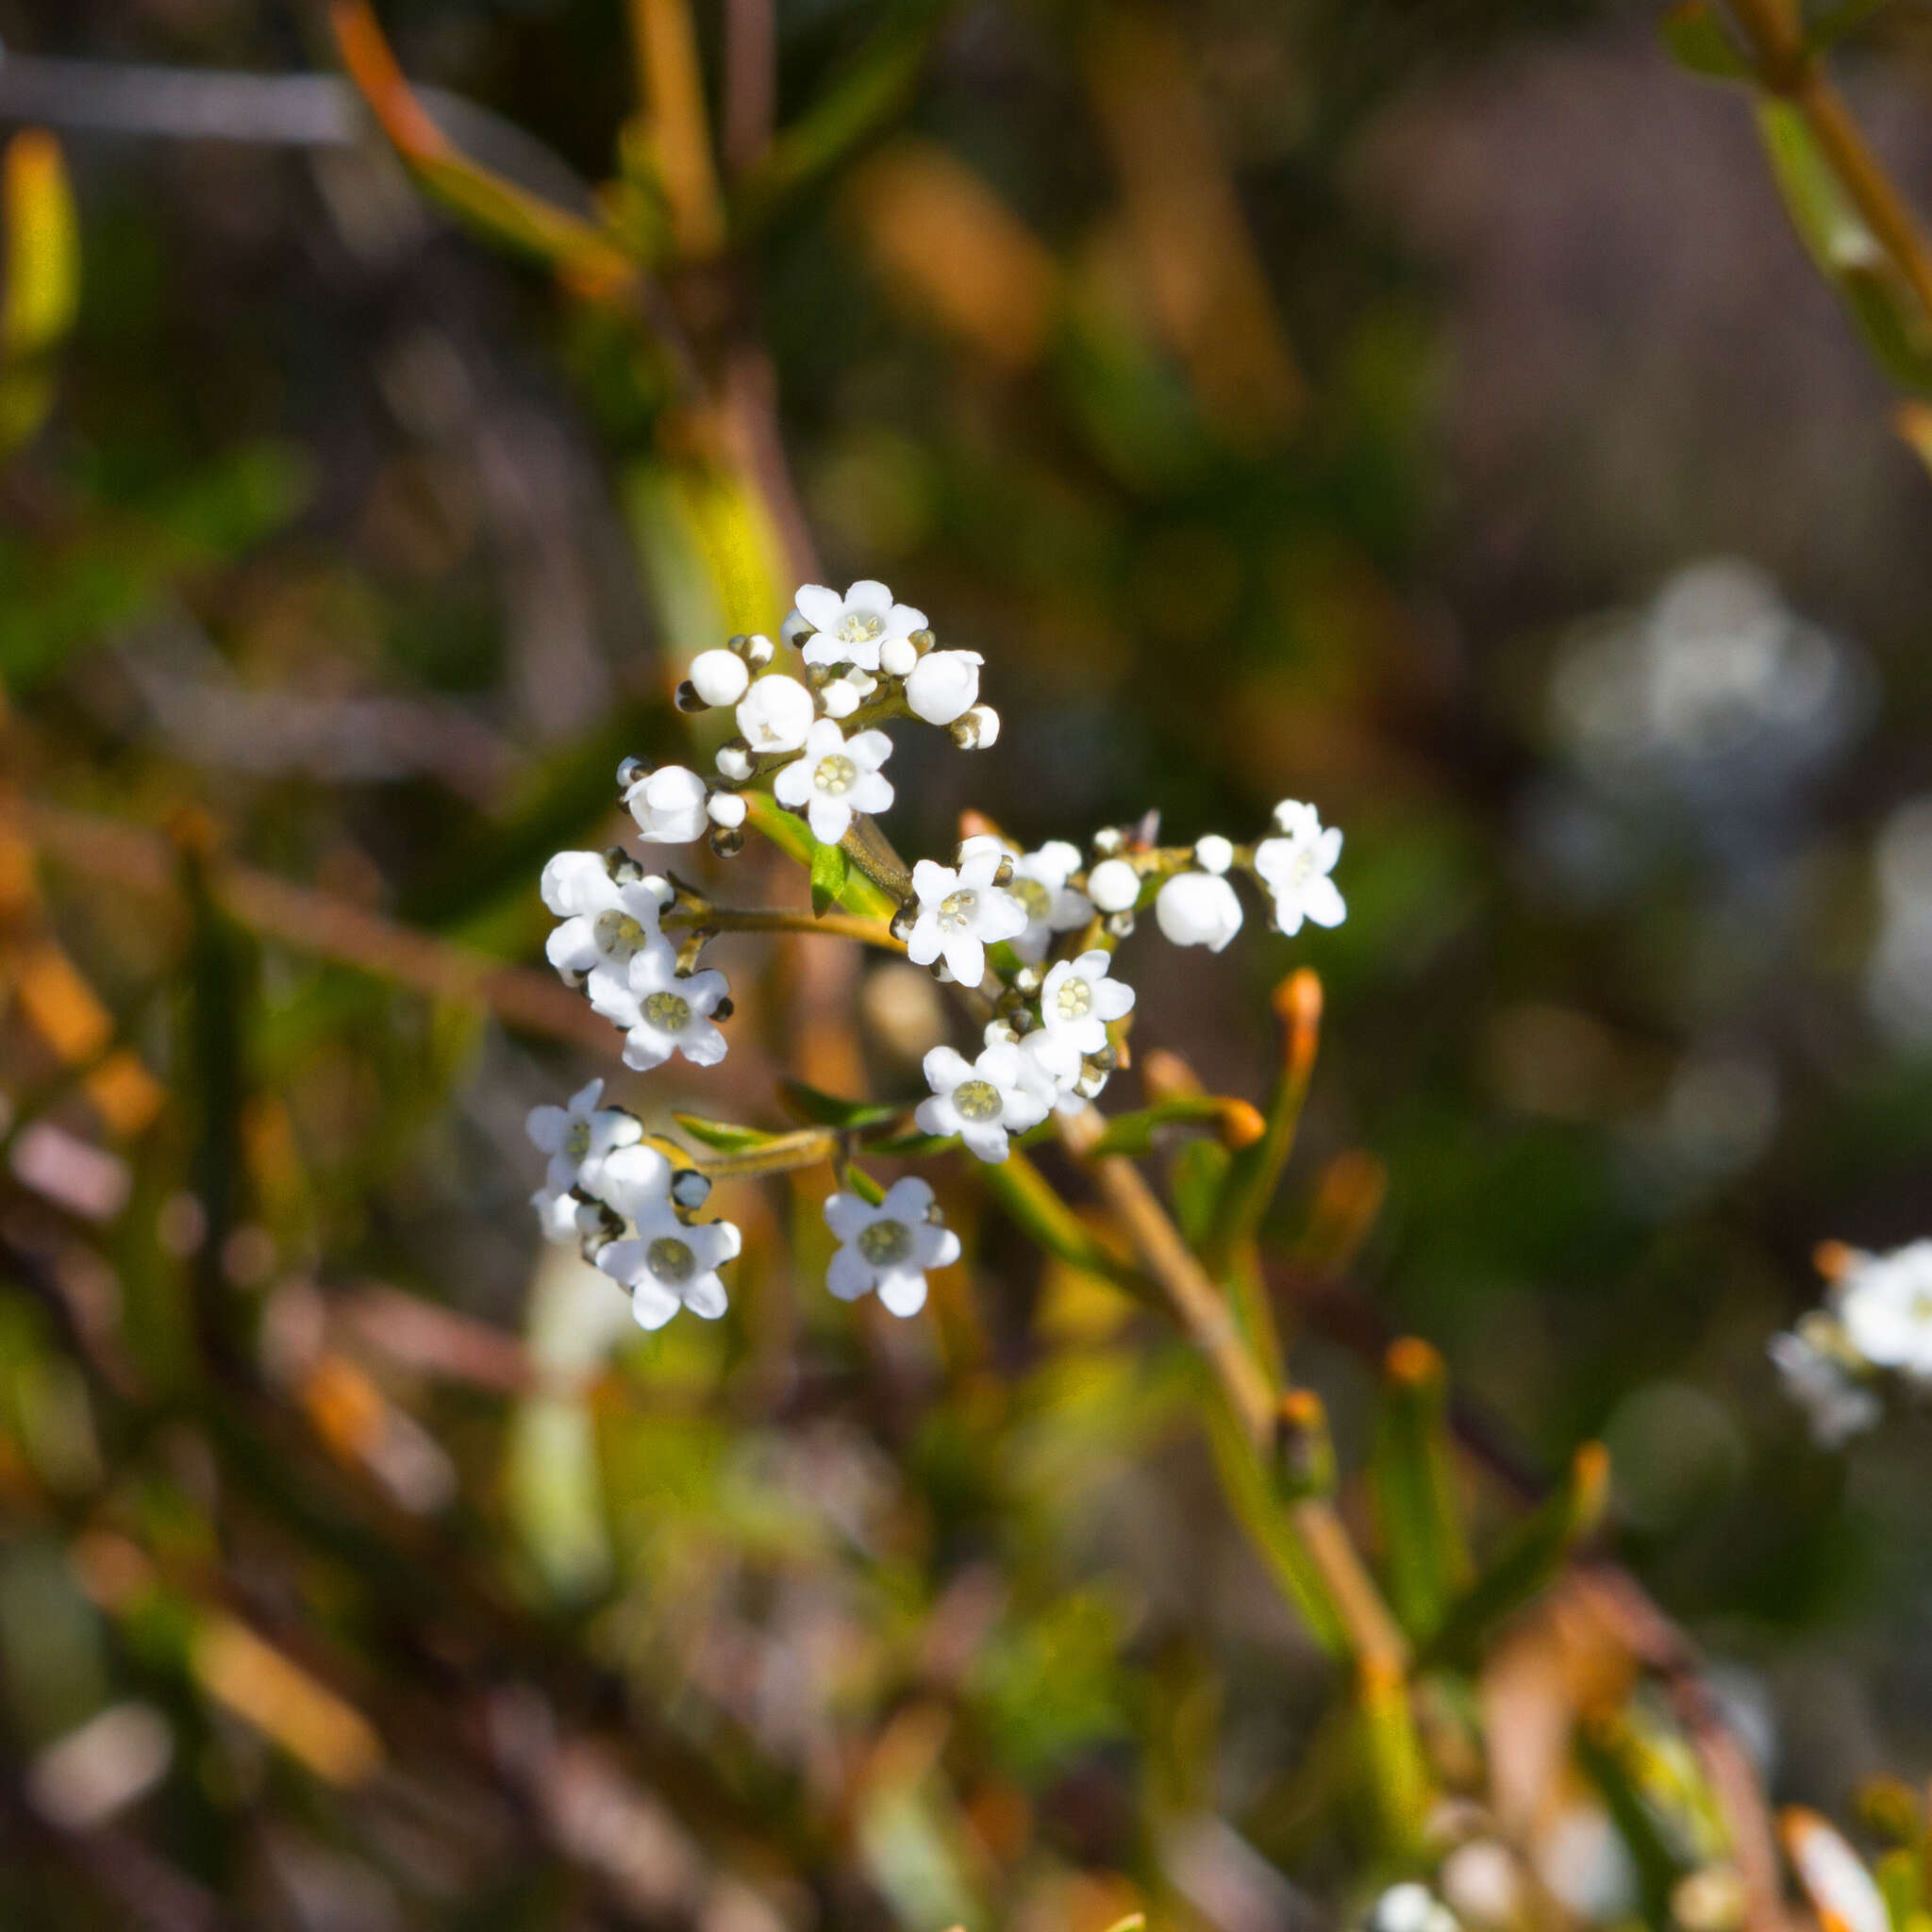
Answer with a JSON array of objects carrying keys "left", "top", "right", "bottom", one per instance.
[
  {"left": 793, "top": 583, "right": 842, "bottom": 633},
  {"left": 545, "top": 921, "right": 600, "bottom": 976},
  {"left": 622, "top": 1028, "right": 673, "bottom": 1071},
  {"left": 906, "top": 914, "right": 942, "bottom": 967},
  {"left": 773, "top": 758, "right": 812, "bottom": 808},
  {"left": 827, "top": 1246, "right": 875, "bottom": 1301},
  {"left": 630, "top": 1279, "right": 684, "bottom": 1330},
  {"left": 824, "top": 1191, "right": 875, "bottom": 1244},
  {"left": 942, "top": 932, "right": 986, "bottom": 988},
  {"left": 846, "top": 578, "right": 893, "bottom": 614},
  {"left": 679, "top": 1020, "right": 729, "bottom": 1067},
  {"left": 959, "top": 1121, "right": 1009, "bottom": 1163},
  {"left": 923, "top": 1046, "right": 973, "bottom": 1093},
  {"left": 911, "top": 859, "right": 956, "bottom": 905},
  {"left": 845, "top": 728, "right": 893, "bottom": 770},
  {"left": 540, "top": 851, "right": 613, "bottom": 918},
  {"left": 880, "top": 1176, "right": 935, "bottom": 1222},
  {"left": 807, "top": 797, "right": 851, "bottom": 845},
  {"left": 525, "top": 1106, "right": 569, "bottom": 1154},
  {"left": 683, "top": 1274, "right": 729, "bottom": 1320},
  {"left": 914, "top": 1096, "right": 958, "bottom": 1139},
  {"left": 1303, "top": 877, "right": 1347, "bottom": 928},
  {"left": 875, "top": 1270, "right": 928, "bottom": 1317}
]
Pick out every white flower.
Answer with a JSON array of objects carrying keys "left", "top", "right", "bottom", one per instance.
[
  {"left": 906, "top": 851, "right": 1028, "bottom": 988},
  {"left": 824, "top": 1176, "right": 960, "bottom": 1316},
  {"left": 530, "top": 1183, "right": 584, "bottom": 1244},
  {"left": 591, "top": 1140, "right": 674, "bottom": 1220},
  {"left": 1194, "top": 833, "right": 1234, "bottom": 875},
  {"left": 794, "top": 579, "right": 925, "bottom": 673},
  {"left": 689, "top": 648, "right": 749, "bottom": 708},
  {"left": 1040, "top": 949, "right": 1135, "bottom": 1058},
  {"left": 906, "top": 649, "right": 982, "bottom": 726},
  {"left": 1156, "top": 871, "right": 1243, "bottom": 951},
  {"left": 540, "top": 853, "right": 672, "bottom": 1004},
  {"left": 525, "top": 1077, "right": 642, "bottom": 1196},
  {"left": 1367, "top": 1884, "right": 1459, "bottom": 1932},
  {"left": 599, "top": 941, "right": 730, "bottom": 1072},
  {"left": 772, "top": 718, "right": 894, "bottom": 846},
  {"left": 625, "top": 764, "right": 709, "bottom": 844},
  {"left": 1008, "top": 841, "right": 1093, "bottom": 961},
  {"left": 1253, "top": 801, "right": 1345, "bottom": 935},
  {"left": 597, "top": 1203, "right": 740, "bottom": 1329},
  {"left": 915, "top": 1041, "right": 1049, "bottom": 1162},
  {"left": 1769, "top": 1329, "right": 1879, "bottom": 1447},
  {"left": 1838, "top": 1241, "right": 1932, "bottom": 1377},
  {"left": 1086, "top": 857, "right": 1141, "bottom": 914},
  {"left": 737, "top": 674, "right": 815, "bottom": 754}
]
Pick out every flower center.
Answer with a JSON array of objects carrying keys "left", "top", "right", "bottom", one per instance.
[
  {"left": 643, "top": 991, "right": 691, "bottom": 1032},
  {"left": 857, "top": 1220, "right": 914, "bottom": 1266},
  {"left": 1056, "top": 977, "right": 1093, "bottom": 1021},
  {"left": 593, "top": 908, "right": 652, "bottom": 958},
  {"left": 838, "top": 611, "right": 885, "bottom": 644},
  {"left": 564, "top": 1119, "right": 592, "bottom": 1159},
  {"left": 953, "top": 1079, "right": 1002, "bottom": 1123},
  {"left": 645, "top": 1236, "right": 695, "bottom": 1284},
  {"left": 1285, "top": 846, "right": 1317, "bottom": 885},
  {"left": 1010, "top": 877, "right": 1052, "bottom": 921},
  {"left": 814, "top": 753, "right": 858, "bottom": 795},
  {"left": 938, "top": 889, "right": 978, "bottom": 931}
]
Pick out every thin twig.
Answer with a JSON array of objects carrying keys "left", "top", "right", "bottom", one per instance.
[
  {"left": 722, "top": 0, "right": 777, "bottom": 178},
  {"left": 627, "top": 0, "right": 725, "bottom": 258}
]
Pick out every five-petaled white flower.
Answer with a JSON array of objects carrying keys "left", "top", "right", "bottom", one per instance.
[
  {"left": 737, "top": 674, "right": 815, "bottom": 754},
  {"left": 793, "top": 579, "right": 925, "bottom": 673},
  {"left": 1040, "top": 949, "right": 1135, "bottom": 1058},
  {"left": 1769, "top": 1325, "right": 1880, "bottom": 1447},
  {"left": 773, "top": 718, "right": 894, "bottom": 846},
  {"left": 915, "top": 1041, "right": 1049, "bottom": 1162},
  {"left": 1008, "top": 841, "right": 1093, "bottom": 962},
  {"left": 625, "top": 764, "right": 710, "bottom": 844},
  {"left": 1253, "top": 801, "right": 1346, "bottom": 936},
  {"left": 906, "top": 649, "right": 982, "bottom": 726},
  {"left": 906, "top": 850, "right": 1028, "bottom": 988},
  {"left": 1155, "top": 870, "right": 1244, "bottom": 952},
  {"left": 601, "top": 941, "right": 730, "bottom": 1072},
  {"left": 823, "top": 1176, "right": 960, "bottom": 1316},
  {"left": 539, "top": 853, "right": 672, "bottom": 1005},
  {"left": 598, "top": 1203, "right": 741, "bottom": 1329},
  {"left": 1838, "top": 1241, "right": 1932, "bottom": 1378},
  {"left": 525, "top": 1077, "right": 642, "bottom": 1197}
]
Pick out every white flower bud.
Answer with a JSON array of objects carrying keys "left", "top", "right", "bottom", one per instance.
[
  {"left": 1086, "top": 858, "right": 1141, "bottom": 914},
  {"left": 880, "top": 635, "right": 919, "bottom": 677},
  {"left": 1194, "top": 833, "right": 1234, "bottom": 875},
  {"left": 1156, "top": 871, "right": 1243, "bottom": 952},
  {"left": 847, "top": 669, "right": 878, "bottom": 698},
  {"left": 780, "top": 608, "right": 812, "bottom": 649},
  {"left": 949, "top": 703, "right": 999, "bottom": 750},
  {"left": 714, "top": 740, "right": 754, "bottom": 781},
  {"left": 625, "top": 764, "right": 709, "bottom": 844},
  {"left": 689, "top": 648, "right": 750, "bottom": 708},
  {"left": 741, "top": 632, "right": 775, "bottom": 668},
  {"left": 906, "top": 649, "right": 982, "bottom": 725},
  {"left": 736, "top": 674, "right": 815, "bottom": 753},
  {"left": 820, "top": 677, "right": 861, "bottom": 719},
  {"left": 706, "top": 790, "right": 747, "bottom": 828}
]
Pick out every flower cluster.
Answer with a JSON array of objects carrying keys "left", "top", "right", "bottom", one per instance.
[
  {"left": 1768, "top": 1239, "right": 1932, "bottom": 1445},
  {"left": 527, "top": 574, "right": 1352, "bottom": 1320}
]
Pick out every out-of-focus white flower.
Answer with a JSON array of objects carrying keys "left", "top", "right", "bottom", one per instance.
[
  {"left": 1254, "top": 802, "right": 1346, "bottom": 936},
  {"left": 539, "top": 853, "right": 671, "bottom": 1003},
  {"left": 823, "top": 1176, "right": 959, "bottom": 1316},
  {"left": 1769, "top": 1327, "right": 1879, "bottom": 1447},
  {"left": 688, "top": 648, "right": 749, "bottom": 708},
  {"left": 1439, "top": 1841, "right": 1521, "bottom": 1930},
  {"left": 1194, "top": 833, "right": 1234, "bottom": 875},
  {"left": 772, "top": 718, "right": 894, "bottom": 846},
  {"left": 592, "top": 1141, "right": 674, "bottom": 1220},
  {"left": 906, "top": 851, "right": 1027, "bottom": 988},
  {"left": 598, "top": 1205, "right": 740, "bottom": 1329},
  {"left": 737, "top": 674, "right": 815, "bottom": 755},
  {"left": 1040, "top": 949, "right": 1135, "bottom": 1058},
  {"left": 530, "top": 1183, "right": 585, "bottom": 1244},
  {"left": 906, "top": 649, "right": 982, "bottom": 726},
  {"left": 601, "top": 941, "right": 730, "bottom": 1072},
  {"left": 525, "top": 1078, "right": 641, "bottom": 1196},
  {"left": 916, "top": 1041, "right": 1049, "bottom": 1162},
  {"left": 1156, "top": 871, "right": 1243, "bottom": 951},
  {"left": 1366, "top": 1883, "right": 1459, "bottom": 1932},
  {"left": 1087, "top": 858, "right": 1141, "bottom": 914},
  {"left": 625, "top": 764, "right": 709, "bottom": 844},
  {"left": 794, "top": 579, "right": 925, "bottom": 673},
  {"left": 1783, "top": 1809, "right": 1890, "bottom": 1932},
  {"left": 1838, "top": 1241, "right": 1932, "bottom": 1378}
]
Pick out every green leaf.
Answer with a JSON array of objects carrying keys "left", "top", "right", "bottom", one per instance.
[
  {"left": 776, "top": 1078, "right": 900, "bottom": 1130},
  {"left": 1424, "top": 1442, "right": 1610, "bottom": 1667},
  {"left": 740, "top": 791, "right": 899, "bottom": 919},
  {"left": 810, "top": 839, "right": 850, "bottom": 918},
  {"left": 672, "top": 1112, "right": 783, "bottom": 1153},
  {"left": 1171, "top": 1139, "right": 1231, "bottom": 1250},
  {"left": 1369, "top": 1340, "right": 1474, "bottom": 1642},
  {"left": 981, "top": 1150, "right": 1145, "bottom": 1296},
  {"left": 1084, "top": 1094, "right": 1251, "bottom": 1159},
  {"left": 1660, "top": 0, "right": 1754, "bottom": 79}
]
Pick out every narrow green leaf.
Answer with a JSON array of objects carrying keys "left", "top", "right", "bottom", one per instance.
[
  {"left": 1424, "top": 1442, "right": 1610, "bottom": 1667},
  {"left": 981, "top": 1151, "right": 1146, "bottom": 1297},
  {"left": 810, "top": 839, "right": 849, "bottom": 918},
  {"left": 1085, "top": 1094, "right": 1252, "bottom": 1158},
  {"left": 1660, "top": 0, "right": 1754, "bottom": 79},
  {"left": 741, "top": 791, "right": 899, "bottom": 919},
  {"left": 776, "top": 1078, "right": 901, "bottom": 1129},
  {"left": 1369, "top": 1340, "right": 1474, "bottom": 1642},
  {"left": 672, "top": 1112, "right": 782, "bottom": 1153},
  {"left": 1171, "top": 1138, "right": 1231, "bottom": 1250}
]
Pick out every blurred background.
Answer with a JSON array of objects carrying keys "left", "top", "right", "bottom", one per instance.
[{"left": 4, "top": 0, "right": 1932, "bottom": 1925}]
